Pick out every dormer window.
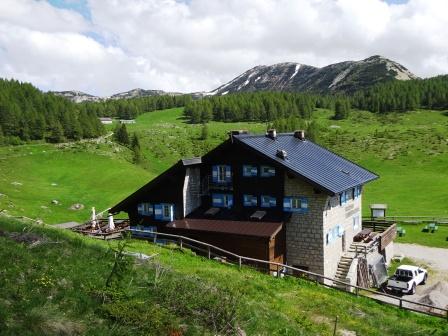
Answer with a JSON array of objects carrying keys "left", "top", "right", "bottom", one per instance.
[{"left": 260, "top": 165, "right": 275, "bottom": 177}]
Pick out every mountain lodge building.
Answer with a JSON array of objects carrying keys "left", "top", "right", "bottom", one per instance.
[{"left": 110, "top": 129, "right": 389, "bottom": 281}]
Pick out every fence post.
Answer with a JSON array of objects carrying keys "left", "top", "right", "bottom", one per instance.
[
  {"left": 355, "top": 286, "right": 359, "bottom": 297},
  {"left": 238, "top": 257, "right": 242, "bottom": 269},
  {"left": 153, "top": 232, "right": 157, "bottom": 244},
  {"left": 207, "top": 246, "right": 211, "bottom": 259},
  {"left": 399, "top": 299, "right": 403, "bottom": 309},
  {"left": 179, "top": 237, "right": 183, "bottom": 249}
]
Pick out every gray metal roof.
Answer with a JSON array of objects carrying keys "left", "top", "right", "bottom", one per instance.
[{"left": 234, "top": 133, "right": 378, "bottom": 194}]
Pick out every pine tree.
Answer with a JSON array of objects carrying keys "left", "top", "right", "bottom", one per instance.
[
  {"left": 115, "top": 124, "right": 130, "bottom": 146},
  {"left": 200, "top": 123, "right": 209, "bottom": 140},
  {"left": 131, "top": 133, "right": 142, "bottom": 164}
]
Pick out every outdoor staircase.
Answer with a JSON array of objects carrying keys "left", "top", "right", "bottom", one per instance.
[{"left": 333, "top": 242, "right": 369, "bottom": 289}]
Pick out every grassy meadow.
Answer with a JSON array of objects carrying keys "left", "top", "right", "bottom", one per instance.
[
  {"left": 0, "top": 106, "right": 447, "bottom": 225},
  {"left": 1, "top": 217, "right": 446, "bottom": 336}
]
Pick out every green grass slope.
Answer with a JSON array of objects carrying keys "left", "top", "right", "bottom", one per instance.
[
  {"left": 0, "top": 217, "right": 446, "bottom": 336},
  {"left": 0, "top": 142, "right": 152, "bottom": 224}
]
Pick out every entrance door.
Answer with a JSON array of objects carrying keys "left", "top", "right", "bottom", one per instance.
[{"left": 342, "top": 232, "right": 346, "bottom": 251}]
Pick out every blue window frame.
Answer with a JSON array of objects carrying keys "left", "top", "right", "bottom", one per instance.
[
  {"left": 261, "top": 195, "right": 276, "bottom": 208},
  {"left": 283, "top": 196, "right": 308, "bottom": 213},
  {"left": 212, "top": 193, "right": 233, "bottom": 208},
  {"left": 212, "top": 165, "right": 232, "bottom": 183},
  {"left": 339, "top": 190, "right": 350, "bottom": 206},
  {"left": 260, "top": 165, "right": 275, "bottom": 177},
  {"left": 242, "top": 165, "right": 258, "bottom": 177},
  {"left": 243, "top": 194, "right": 258, "bottom": 207},
  {"left": 137, "top": 202, "right": 153, "bottom": 216},
  {"left": 154, "top": 203, "right": 174, "bottom": 221},
  {"left": 353, "top": 186, "right": 362, "bottom": 198}
]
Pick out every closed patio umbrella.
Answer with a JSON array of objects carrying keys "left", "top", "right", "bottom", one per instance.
[
  {"left": 91, "top": 207, "right": 97, "bottom": 229},
  {"left": 108, "top": 213, "right": 115, "bottom": 231}
]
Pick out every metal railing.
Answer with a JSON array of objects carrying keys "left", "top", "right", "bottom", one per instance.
[{"left": 130, "top": 229, "right": 448, "bottom": 320}]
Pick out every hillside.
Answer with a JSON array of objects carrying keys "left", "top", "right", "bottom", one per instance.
[
  {"left": 0, "top": 79, "right": 104, "bottom": 145},
  {"left": 0, "top": 217, "right": 446, "bottom": 336},
  {"left": 211, "top": 55, "right": 417, "bottom": 95}
]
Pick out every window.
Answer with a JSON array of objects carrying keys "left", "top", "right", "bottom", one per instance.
[
  {"left": 326, "top": 225, "right": 341, "bottom": 245},
  {"left": 137, "top": 202, "right": 153, "bottom": 216},
  {"left": 212, "top": 193, "right": 233, "bottom": 208},
  {"left": 212, "top": 165, "right": 232, "bottom": 183},
  {"left": 284, "top": 196, "right": 308, "bottom": 213},
  {"left": 339, "top": 190, "right": 349, "bottom": 206},
  {"left": 243, "top": 194, "right": 258, "bottom": 207},
  {"left": 163, "top": 204, "right": 170, "bottom": 218},
  {"left": 261, "top": 195, "right": 276, "bottom": 208},
  {"left": 154, "top": 204, "right": 174, "bottom": 221},
  {"left": 260, "top": 165, "right": 275, "bottom": 177},
  {"left": 218, "top": 165, "right": 226, "bottom": 182},
  {"left": 353, "top": 186, "right": 362, "bottom": 198},
  {"left": 243, "top": 165, "right": 258, "bottom": 177}
]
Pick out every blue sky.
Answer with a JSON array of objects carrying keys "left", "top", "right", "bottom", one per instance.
[{"left": 47, "top": 0, "right": 91, "bottom": 20}]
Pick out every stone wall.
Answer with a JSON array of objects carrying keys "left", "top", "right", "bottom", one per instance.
[
  {"left": 284, "top": 174, "right": 327, "bottom": 275},
  {"left": 285, "top": 172, "right": 363, "bottom": 279},
  {"left": 182, "top": 167, "right": 201, "bottom": 217}
]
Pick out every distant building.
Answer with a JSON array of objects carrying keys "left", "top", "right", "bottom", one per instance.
[
  {"left": 119, "top": 119, "right": 136, "bottom": 124},
  {"left": 111, "top": 130, "right": 395, "bottom": 285},
  {"left": 99, "top": 117, "right": 113, "bottom": 125}
]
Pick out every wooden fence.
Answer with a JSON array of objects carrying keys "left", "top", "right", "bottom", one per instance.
[
  {"left": 130, "top": 229, "right": 448, "bottom": 320},
  {"left": 363, "top": 216, "right": 448, "bottom": 225}
]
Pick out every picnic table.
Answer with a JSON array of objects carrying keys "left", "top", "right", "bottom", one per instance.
[{"left": 423, "top": 223, "right": 438, "bottom": 233}]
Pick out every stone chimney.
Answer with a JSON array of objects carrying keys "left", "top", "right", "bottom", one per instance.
[
  {"left": 294, "top": 130, "right": 305, "bottom": 140},
  {"left": 267, "top": 129, "right": 277, "bottom": 139}
]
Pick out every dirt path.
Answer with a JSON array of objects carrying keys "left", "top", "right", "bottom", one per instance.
[{"left": 395, "top": 243, "right": 448, "bottom": 271}]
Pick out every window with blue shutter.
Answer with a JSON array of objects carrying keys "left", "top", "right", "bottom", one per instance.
[
  {"left": 212, "top": 165, "right": 219, "bottom": 183},
  {"left": 212, "top": 165, "right": 232, "bottom": 183},
  {"left": 154, "top": 204, "right": 163, "bottom": 220},
  {"left": 354, "top": 186, "right": 362, "bottom": 198},
  {"left": 283, "top": 196, "right": 309, "bottom": 213},
  {"left": 339, "top": 191, "right": 349, "bottom": 206},
  {"left": 137, "top": 203, "right": 153, "bottom": 216},
  {"left": 243, "top": 165, "right": 258, "bottom": 177},
  {"left": 283, "top": 197, "right": 292, "bottom": 211},
  {"left": 154, "top": 204, "right": 174, "bottom": 221},
  {"left": 260, "top": 165, "right": 275, "bottom": 177},
  {"left": 212, "top": 193, "right": 233, "bottom": 208},
  {"left": 243, "top": 194, "right": 257, "bottom": 207},
  {"left": 261, "top": 195, "right": 276, "bottom": 208}
]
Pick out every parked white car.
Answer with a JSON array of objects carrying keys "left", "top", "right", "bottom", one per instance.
[{"left": 386, "top": 265, "right": 428, "bottom": 295}]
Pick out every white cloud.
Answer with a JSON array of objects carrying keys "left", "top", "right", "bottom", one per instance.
[{"left": 0, "top": 0, "right": 447, "bottom": 95}]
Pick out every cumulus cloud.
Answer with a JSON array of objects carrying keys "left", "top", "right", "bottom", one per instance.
[{"left": 0, "top": 0, "right": 447, "bottom": 95}]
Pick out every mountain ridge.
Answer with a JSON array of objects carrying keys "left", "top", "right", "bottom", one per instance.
[
  {"left": 51, "top": 55, "right": 419, "bottom": 102},
  {"left": 210, "top": 55, "right": 418, "bottom": 95}
]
